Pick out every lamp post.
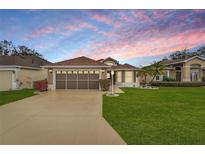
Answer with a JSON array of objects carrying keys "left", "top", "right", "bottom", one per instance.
[{"left": 111, "top": 70, "right": 114, "bottom": 95}]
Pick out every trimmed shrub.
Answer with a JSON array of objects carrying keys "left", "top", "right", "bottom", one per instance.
[
  {"left": 163, "top": 76, "right": 176, "bottom": 81},
  {"left": 151, "top": 81, "right": 204, "bottom": 87},
  {"left": 99, "top": 79, "right": 111, "bottom": 91}
]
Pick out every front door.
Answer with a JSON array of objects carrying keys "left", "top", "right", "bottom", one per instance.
[{"left": 176, "top": 72, "right": 181, "bottom": 81}]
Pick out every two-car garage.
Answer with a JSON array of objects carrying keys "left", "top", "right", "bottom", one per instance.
[{"left": 55, "top": 70, "right": 100, "bottom": 89}]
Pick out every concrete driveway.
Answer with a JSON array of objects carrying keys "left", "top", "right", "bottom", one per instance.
[{"left": 0, "top": 90, "right": 125, "bottom": 145}]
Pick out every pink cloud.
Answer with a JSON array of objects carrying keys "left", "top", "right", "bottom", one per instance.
[
  {"left": 71, "top": 28, "right": 205, "bottom": 61},
  {"left": 29, "top": 26, "right": 56, "bottom": 38},
  {"left": 115, "top": 11, "right": 133, "bottom": 23},
  {"left": 192, "top": 9, "right": 205, "bottom": 13},
  {"left": 92, "top": 14, "right": 112, "bottom": 25},
  {"left": 132, "top": 10, "right": 150, "bottom": 21},
  {"left": 64, "top": 20, "right": 98, "bottom": 33},
  {"left": 113, "top": 21, "right": 121, "bottom": 28}
]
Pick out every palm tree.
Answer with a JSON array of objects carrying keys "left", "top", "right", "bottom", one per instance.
[
  {"left": 149, "top": 61, "right": 165, "bottom": 83},
  {"left": 137, "top": 66, "right": 152, "bottom": 86}
]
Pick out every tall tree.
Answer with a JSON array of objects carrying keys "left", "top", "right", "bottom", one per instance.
[
  {"left": 149, "top": 61, "right": 165, "bottom": 83},
  {"left": 169, "top": 49, "right": 190, "bottom": 60},
  {"left": 0, "top": 40, "right": 16, "bottom": 56},
  {"left": 197, "top": 46, "right": 205, "bottom": 57},
  {"left": 17, "top": 46, "right": 42, "bottom": 57},
  {"left": 169, "top": 47, "right": 205, "bottom": 60},
  {"left": 0, "top": 40, "right": 43, "bottom": 58},
  {"left": 137, "top": 66, "right": 152, "bottom": 85}
]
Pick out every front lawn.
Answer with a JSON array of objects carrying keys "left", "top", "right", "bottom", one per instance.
[
  {"left": 103, "top": 87, "right": 205, "bottom": 144},
  {"left": 0, "top": 89, "right": 36, "bottom": 106}
]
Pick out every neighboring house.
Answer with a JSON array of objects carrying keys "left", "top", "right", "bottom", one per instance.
[
  {"left": 43, "top": 56, "right": 139, "bottom": 90},
  {"left": 0, "top": 55, "right": 51, "bottom": 91},
  {"left": 154, "top": 56, "right": 205, "bottom": 82}
]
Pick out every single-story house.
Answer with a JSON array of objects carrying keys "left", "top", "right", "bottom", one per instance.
[
  {"left": 0, "top": 55, "right": 139, "bottom": 91},
  {"left": 43, "top": 56, "right": 140, "bottom": 90},
  {"left": 154, "top": 56, "right": 205, "bottom": 82},
  {"left": 0, "top": 55, "right": 51, "bottom": 91}
]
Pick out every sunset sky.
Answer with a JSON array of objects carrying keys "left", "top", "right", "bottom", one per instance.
[{"left": 0, "top": 9, "right": 205, "bottom": 66}]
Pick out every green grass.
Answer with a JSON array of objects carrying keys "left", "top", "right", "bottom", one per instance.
[
  {"left": 103, "top": 87, "right": 205, "bottom": 144},
  {"left": 0, "top": 89, "right": 36, "bottom": 106}
]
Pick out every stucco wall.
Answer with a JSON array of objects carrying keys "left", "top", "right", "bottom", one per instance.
[
  {"left": 16, "top": 68, "right": 47, "bottom": 89},
  {"left": 0, "top": 71, "right": 12, "bottom": 91},
  {"left": 116, "top": 71, "right": 122, "bottom": 82},
  {"left": 47, "top": 69, "right": 53, "bottom": 84},
  {"left": 185, "top": 58, "right": 205, "bottom": 66},
  {"left": 125, "top": 71, "right": 133, "bottom": 82},
  {"left": 101, "top": 69, "right": 107, "bottom": 79}
]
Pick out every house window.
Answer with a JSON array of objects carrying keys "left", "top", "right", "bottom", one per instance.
[
  {"left": 107, "top": 73, "right": 110, "bottom": 78},
  {"left": 156, "top": 75, "right": 160, "bottom": 81},
  {"left": 191, "top": 72, "right": 199, "bottom": 81},
  {"left": 94, "top": 71, "right": 99, "bottom": 74},
  {"left": 32, "top": 59, "right": 34, "bottom": 64},
  {"left": 78, "top": 71, "right": 83, "bottom": 74},
  {"left": 84, "top": 71, "right": 88, "bottom": 74}
]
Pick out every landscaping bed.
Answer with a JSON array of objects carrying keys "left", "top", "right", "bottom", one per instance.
[{"left": 151, "top": 81, "right": 205, "bottom": 87}]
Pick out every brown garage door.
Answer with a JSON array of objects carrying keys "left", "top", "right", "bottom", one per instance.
[
  {"left": 67, "top": 72, "right": 77, "bottom": 89},
  {"left": 56, "top": 71, "right": 66, "bottom": 89},
  {"left": 56, "top": 70, "right": 99, "bottom": 89}
]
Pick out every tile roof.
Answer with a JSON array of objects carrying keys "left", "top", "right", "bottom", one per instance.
[
  {"left": 162, "top": 58, "right": 188, "bottom": 65},
  {"left": 0, "top": 55, "right": 51, "bottom": 68},
  {"left": 111, "top": 63, "right": 138, "bottom": 70},
  {"left": 162, "top": 56, "right": 205, "bottom": 65},
  {"left": 53, "top": 56, "right": 108, "bottom": 66}
]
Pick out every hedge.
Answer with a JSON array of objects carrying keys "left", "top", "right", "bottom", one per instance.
[{"left": 151, "top": 81, "right": 205, "bottom": 87}]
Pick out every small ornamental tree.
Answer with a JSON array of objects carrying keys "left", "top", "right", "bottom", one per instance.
[{"left": 99, "top": 79, "right": 111, "bottom": 91}]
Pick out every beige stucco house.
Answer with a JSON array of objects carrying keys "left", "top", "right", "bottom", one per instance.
[
  {"left": 0, "top": 55, "right": 50, "bottom": 91},
  {"left": 0, "top": 56, "right": 139, "bottom": 91},
  {"left": 154, "top": 56, "right": 205, "bottom": 82},
  {"left": 43, "top": 56, "right": 140, "bottom": 90}
]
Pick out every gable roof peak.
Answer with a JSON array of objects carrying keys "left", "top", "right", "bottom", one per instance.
[{"left": 103, "top": 57, "right": 119, "bottom": 64}]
